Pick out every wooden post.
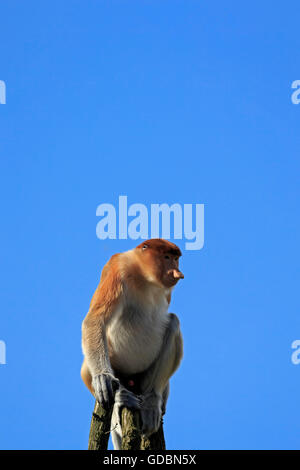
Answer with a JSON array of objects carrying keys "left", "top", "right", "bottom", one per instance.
[
  {"left": 88, "top": 400, "right": 112, "bottom": 450},
  {"left": 121, "top": 408, "right": 142, "bottom": 450},
  {"left": 88, "top": 402, "right": 166, "bottom": 450},
  {"left": 141, "top": 422, "right": 166, "bottom": 450}
]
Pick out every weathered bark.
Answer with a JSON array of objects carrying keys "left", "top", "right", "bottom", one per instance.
[
  {"left": 121, "top": 408, "right": 142, "bottom": 450},
  {"left": 121, "top": 408, "right": 166, "bottom": 450},
  {"left": 88, "top": 401, "right": 166, "bottom": 450},
  {"left": 88, "top": 400, "right": 112, "bottom": 450},
  {"left": 141, "top": 422, "right": 166, "bottom": 450}
]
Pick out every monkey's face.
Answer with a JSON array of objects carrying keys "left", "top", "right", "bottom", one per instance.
[
  {"left": 136, "top": 239, "right": 184, "bottom": 289},
  {"left": 159, "top": 252, "right": 184, "bottom": 288}
]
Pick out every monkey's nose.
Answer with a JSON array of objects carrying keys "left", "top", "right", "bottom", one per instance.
[{"left": 173, "top": 270, "right": 184, "bottom": 280}]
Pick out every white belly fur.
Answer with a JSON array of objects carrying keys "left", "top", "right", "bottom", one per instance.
[{"left": 107, "top": 294, "right": 169, "bottom": 375}]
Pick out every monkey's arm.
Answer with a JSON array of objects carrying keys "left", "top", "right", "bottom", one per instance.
[
  {"left": 81, "top": 258, "right": 122, "bottom": 408},
  {"left": 82, "top": 312, "right": 119, "bottom": 409},
  {"left": 82, "top": 311, "right": 112, "bottom": 375}
]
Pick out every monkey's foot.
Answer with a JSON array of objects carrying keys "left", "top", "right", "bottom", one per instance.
[
  {"left": 140, "top": 391, "right": 162, "bottom": 436},
  {"left": 114, "top": 385, "right": 141, "bottom": 421}
]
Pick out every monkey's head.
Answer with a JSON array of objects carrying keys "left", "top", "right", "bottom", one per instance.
[{"left": 136, "top": 239, "right": 184, "bottom": 288}]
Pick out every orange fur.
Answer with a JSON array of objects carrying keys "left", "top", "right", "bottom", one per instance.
[
  {"left": 89, "top": 254, "right": 123, "bottom": 322},
  {"left": 80, "top": 358, "right": 93, "bottom": 394}
]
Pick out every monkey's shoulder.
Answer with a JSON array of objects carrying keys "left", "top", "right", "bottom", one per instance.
[{"left": 99, "top": 253, "right": 122, "bottom": 282}]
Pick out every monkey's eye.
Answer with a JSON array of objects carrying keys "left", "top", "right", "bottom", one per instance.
[
  {"left": 164, "top": 255, "right": 170, "bottom": 259},
  {"left": 142, "top": 244, "right": 148, "bottom": 250}
]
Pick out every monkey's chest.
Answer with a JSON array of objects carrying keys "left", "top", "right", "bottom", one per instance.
[{"left": 106, "top": 304, "right": 168, "bottom": 375}]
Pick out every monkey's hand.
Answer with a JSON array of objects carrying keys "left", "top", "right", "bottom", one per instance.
[
  {"left": 92, "top": 372, "right": 120, "bottom": 410},
  {"left": 140, "top": 391, "right": 163, "bottom": 437},
  {"left": 114, "top": 385, "right": 142, "bottom": 422}
]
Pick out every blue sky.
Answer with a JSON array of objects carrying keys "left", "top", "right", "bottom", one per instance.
[{"left": 0, "top": 1, "right": 300, "bottom": 450}]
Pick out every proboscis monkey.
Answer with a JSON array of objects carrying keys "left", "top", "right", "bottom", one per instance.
[{"left": 81, "top": 238, "right": 184, "bottom": 450}]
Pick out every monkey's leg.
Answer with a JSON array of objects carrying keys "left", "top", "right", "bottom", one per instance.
[
  {"left": 110, "top": 384, "right": 142, "bottom": 450},
  {"left": 139, "top": 313, "right": 183, "bottom": 436},
  {"left": 111, "top": 404, "right": 122, "bottom": 450},
  {"left": 141, "top": 313, "right": 183, "bottom": 396},
  {"left": 81, "top": 359, "right": 94, "bottom": 395}
]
